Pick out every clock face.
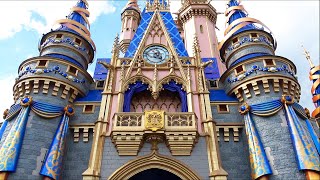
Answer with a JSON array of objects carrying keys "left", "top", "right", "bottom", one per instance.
[{"left": 143, "top": 45, "right": 169, "bottom": 65}]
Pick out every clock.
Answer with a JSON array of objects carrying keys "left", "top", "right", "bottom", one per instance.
[{"left": 143, "top": 45, "right": 169, "bottom": 65}]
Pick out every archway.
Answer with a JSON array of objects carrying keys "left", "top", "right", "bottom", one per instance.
[
  {"left": 108, "top": 151, "right": 201, "bottom": 180},
  {"left": 129, "top": 168, "right": 181, "bottom": 180}
]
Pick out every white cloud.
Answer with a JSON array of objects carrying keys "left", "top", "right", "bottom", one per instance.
[{"left": 0, "top": 0, "right": 116, "bottom": 40}]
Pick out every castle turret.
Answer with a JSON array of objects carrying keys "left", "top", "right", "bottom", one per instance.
[
  {"left": 302, "top": 46, "right": 320, "bottom": 119},
  {"left": 0, "top": 0, "right": 95, "bottom": 179},
  {"left": 178, "top": 0, "right": 226, "bottom": 76},
  {"left": 219, "top": 0, "right": 319, "bottom": 179},
  {"left": 119, "top": 0, "right": 141, "bottom": 53}
]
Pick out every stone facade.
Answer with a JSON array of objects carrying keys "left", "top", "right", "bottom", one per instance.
[{"left": 0, "top": 1, "right": 319, "bottom": 180}]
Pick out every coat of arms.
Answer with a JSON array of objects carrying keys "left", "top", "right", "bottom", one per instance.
[{"left": 145, "top": 110, "right": 164, "bottom": 131}]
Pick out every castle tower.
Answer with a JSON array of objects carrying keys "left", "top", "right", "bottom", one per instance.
[
  {"left": 178, "top": 0, "right": 226, "bottom": 76},
  {"left": 119, "top": 0, "right": 141, "bottom": 53},
  {"left": 83, "top": 0, "right": 228, "bottom": 179},
  {"left": 0, "top": 0, "right": 95, "bottom": 179},
  {"left": 219, "top": 0, "right": 319, "bottom": 179}
]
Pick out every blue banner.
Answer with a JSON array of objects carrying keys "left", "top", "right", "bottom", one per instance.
[{"left": 0, "top": 106, "right": 31, "bottom": 171}]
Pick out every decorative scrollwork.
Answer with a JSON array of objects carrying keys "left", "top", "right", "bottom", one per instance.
[
  {"left": 20, "top": 96, "right": 33, "bottom": 107},
  {"left": 281, "top": 94, "right": 294, "bottom": 105},
  {"left": 239, "top": 103, "right": 250, "bottom": 115},
  {"left": 115, "top": 113, "right": 143, "bottom": 127},
  {"left": 18, "top": 65, "right": 85, "bottom": 84},
  {"left": 167, "top": 113, "right": 193, "bottom": 126},
  {"left": 64, "top": 105, "right": 75, "bottom": 117}
]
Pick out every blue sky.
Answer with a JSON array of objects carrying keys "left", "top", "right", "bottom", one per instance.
[{"left": 0, "top": 0, "right": 319, "bottom": 117}]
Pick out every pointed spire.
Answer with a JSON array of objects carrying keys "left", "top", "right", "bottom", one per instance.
[
  {"left": 301, "top": 45, "right": 315, "bottom": 68},
  {"left": 122, "top": 0, "right": 140, "bottom": 13},
  {"left": 53, "top": 0, "right": 96, "bottom": 50},
  {"left": 146, "top": 0, "right": 169, "bottom": 11},
  {"left": 219, "top": 0, "right": 275, "bottom": 50}
]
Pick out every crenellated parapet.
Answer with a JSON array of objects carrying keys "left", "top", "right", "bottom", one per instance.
[
  {"left": 178, "top": 0, "right": 217, "bottom": 24},
  {"left": 13, "top": 56, "right": 93, "bottom": 103},
  {"left": 220, "top": 56, "right": 301, "bottom": 103}
]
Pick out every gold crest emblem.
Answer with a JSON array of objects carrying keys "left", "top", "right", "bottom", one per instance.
[{"left": 145, "top": 110, "right": 164, "bottom": 131}]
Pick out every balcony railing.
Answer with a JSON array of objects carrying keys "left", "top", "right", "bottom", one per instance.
[{"left": 113, "top": 112, "right": 197, "bottom": 131}]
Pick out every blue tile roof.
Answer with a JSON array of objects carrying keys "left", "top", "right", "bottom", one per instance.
[
  {"left": 226, "top": 0, "right": 259, "bottom": 37},
  {"left": 124, "top": 9, "right": 154, "bottom": 57},
  {"left": 124, "top": 9, "right": 188, "bottom": 57},
  {"left": 161, "top": 12, "right": 188, "bottom": 57},
  {"left": 55, "top": 0, "right": 89, "bottom": 39},
  {"left": 75, "top": 90, "right": 103, "bottom": 102},
  {"left": 209, "top": 89, "right": 238, "bottom": 102},
  {"left": 202, "top": 58, "right": 220, "bottom": 80},
  {"left": 93, "top": 58, "right": 110, "bottom": 80}
]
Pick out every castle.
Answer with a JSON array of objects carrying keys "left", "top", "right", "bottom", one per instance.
[{"left": 0, "top": 0, "right": 319, "bottom": 179}]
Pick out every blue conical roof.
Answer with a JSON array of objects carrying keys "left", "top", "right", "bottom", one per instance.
[
  {"left": 225, "top": 0, "right": 258, "bottom": 36},
  {"left": 51, "top": 0, "right": 95, "bottom": 50}
]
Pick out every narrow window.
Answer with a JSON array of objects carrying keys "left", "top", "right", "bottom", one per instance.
[
  {"left": 67, "top": 66, "right": 78, "bottom": 76},
  {"left": 37, "top": 60, "right": 48, "bottom": 68},
  {"left": 218, "top": 105, "right": 229, "bottom": 113},
  {"left": 264, "top": 59, "right": 275, "bottom": 66},
  {"left": 75, "top": 38, "right": 82, "bottom": 45},
  {"left": 56, "top": 34, "right": 63, "bottom": 39},
  {"left": 83, "top": 105, "right": 94, "bottom": 113},
  {"left": 232, "top": 38, "right": 238, "bottom": 44},
  {"left": 200, "top": 25, "right": 204, "bottom": 33},
  {"left": 235, "top": 65, "right": 245, "bottom": 75},
  {"left": 251, "top": 33, "right": 258, "bottom": 38}
]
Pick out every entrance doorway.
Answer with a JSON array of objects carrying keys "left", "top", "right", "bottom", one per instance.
[{"left": 129, "top": 168, "right": 181, "bottom": 180}]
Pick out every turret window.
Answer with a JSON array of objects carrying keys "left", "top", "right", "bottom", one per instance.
[
  {"left": 217, "top": 105, "right": 229, "bottom": 113},
  {"left": 83, "top": 105, "right": 94, "bottom": 113},
  {"left": 75, "top": 38, "right": 82, "bottom": 45},
  {"left": 264, "top": 59, "right": 276, "bottom": 67},
  {"left": 232, "top": 38, "right": 239, "bottom": 44},
  {"left": 67, "top": 65, "right": 78, "bottom": 76},
  {"left": 251, "top": 33, "right": 258, "bottom": 38},
  {"left": 36, "top": 60, "right": 48, "bottom": 68},
  {"left": 56, "top": 34, "right": 63, "bottom": 39},
  {"left": 235, "top": 65, "right": 245, "bottom": 75}
]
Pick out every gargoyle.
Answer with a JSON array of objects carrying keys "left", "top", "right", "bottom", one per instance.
[
  {"left": 98, "top": 61, "right": 114, "bottom": 70},
  {"left": 200, "top": 59, "right": 213, "bottom": 68}
]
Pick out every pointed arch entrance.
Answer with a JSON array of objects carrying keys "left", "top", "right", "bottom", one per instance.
[{"left": 108, "top": 151, "right": 201, "bottom": 180}]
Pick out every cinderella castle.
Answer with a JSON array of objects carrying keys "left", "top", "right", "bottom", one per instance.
[{"left": 0, "top": 0, "right": 319, "bottom": 179}]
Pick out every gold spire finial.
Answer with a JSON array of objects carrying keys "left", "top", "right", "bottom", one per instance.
[{"left": 301, "top": 45, "right": 315, "bottom": 68}]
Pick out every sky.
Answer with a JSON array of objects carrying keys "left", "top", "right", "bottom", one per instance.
[{"left": 0, "top": 0, "right": 319, "bottom": 119}]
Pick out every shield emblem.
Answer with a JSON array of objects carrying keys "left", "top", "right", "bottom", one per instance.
[{"left": 145, "top": 110, "right": 164, "bottom": 131}]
